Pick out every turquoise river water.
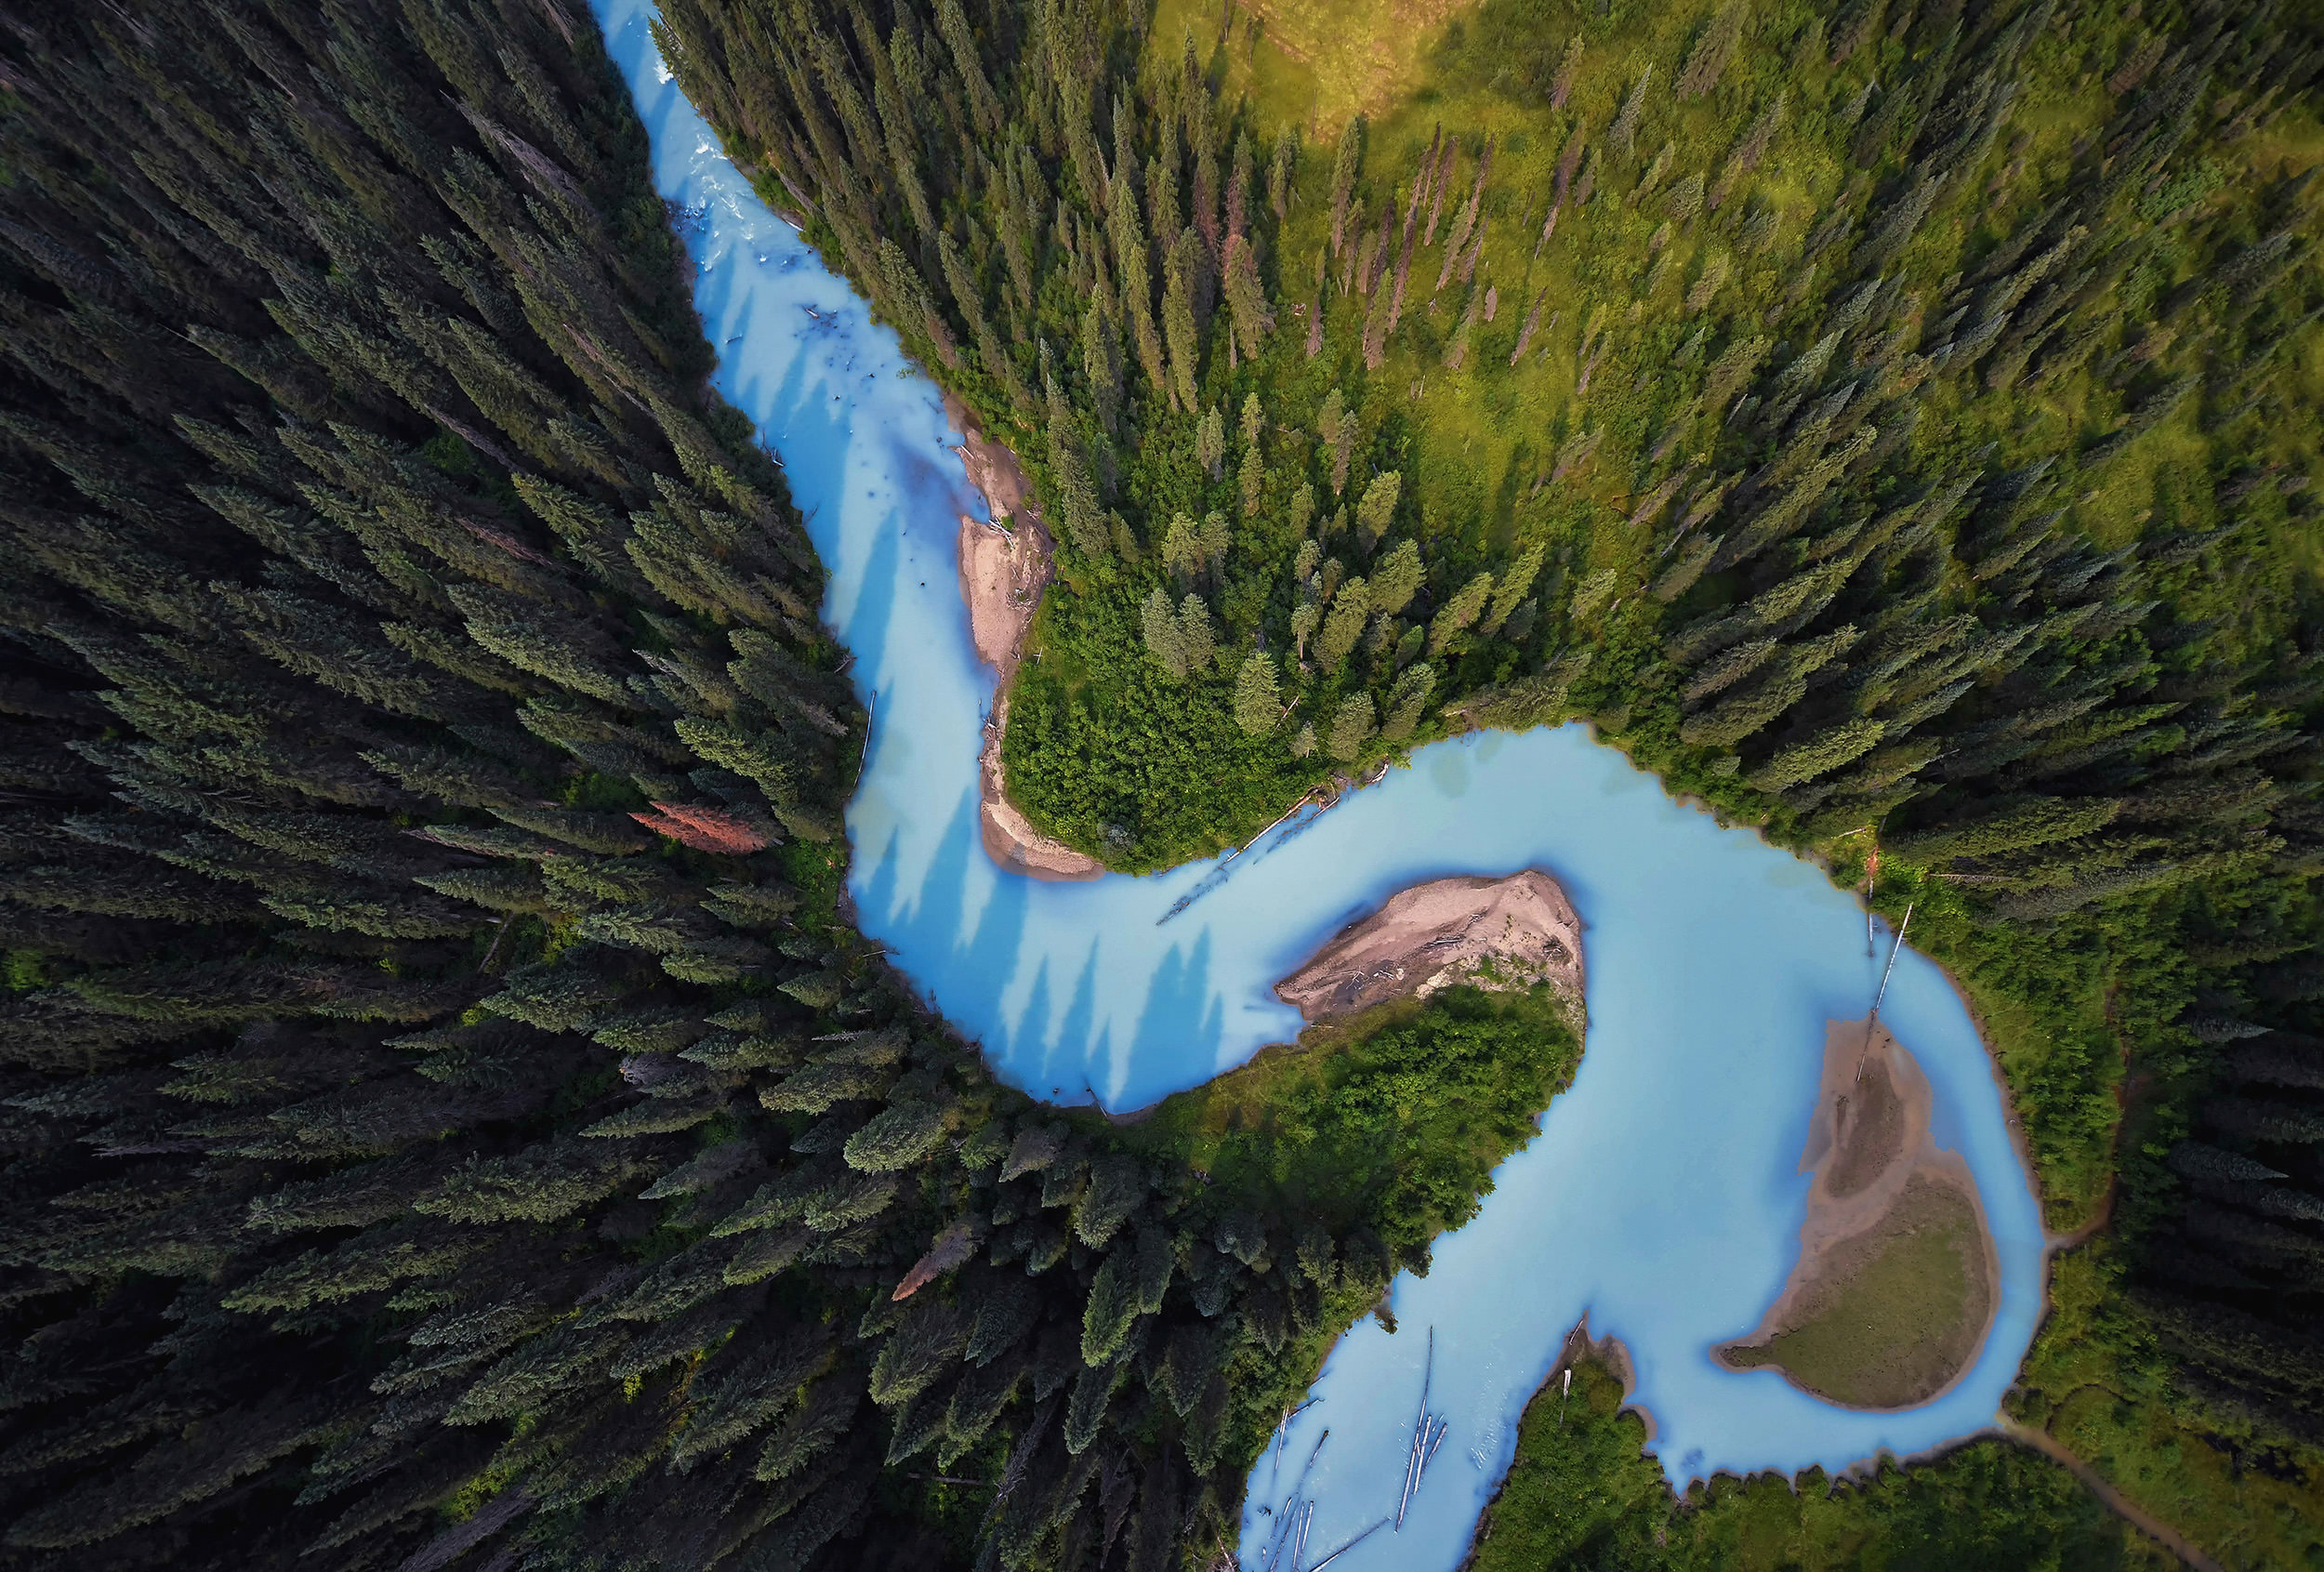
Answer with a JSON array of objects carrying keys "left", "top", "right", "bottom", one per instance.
[{"left": 594, "top": 7, "right": 2052, "bottom": 1568}]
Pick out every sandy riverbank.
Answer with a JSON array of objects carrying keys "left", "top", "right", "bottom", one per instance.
[
  {"left": 944, "top": 391, "right": 1102, "bottom": 882},
  {"left": 1274, "top": 870, "right": 1586, "bottom": 1024},
  {"left": 1717, "top": 1017, "right": 2000, "bottom": 1410}
]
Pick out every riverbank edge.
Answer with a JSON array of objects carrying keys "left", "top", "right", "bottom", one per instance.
[
  {"left": 1453, "top": 1315, "right": 1652, "bottom": 1572},
  {"left": 1576, "top": 717, "right": 2106, "bottom": 1406},
  {"left": 941, "top": 390, "right": 1103, "bottom": 881},
  {"left": 1445, "top": 953, "right": 2185, "bottom": 1566}
]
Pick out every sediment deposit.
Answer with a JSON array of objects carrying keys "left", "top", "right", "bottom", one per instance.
[{"left": 1274, "top": 870, "right": 1585, "bottom": 1023}]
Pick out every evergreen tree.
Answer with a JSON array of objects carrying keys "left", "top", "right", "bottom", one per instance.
[
  {"left": 1178, "top": 594, "right": 1217, "bottom": 675},
  {"left": 1317, "top": 577, "right": 1371, "bottom": 670},
  {"left": 1195, "top": 403, "right": 1226, "bottom": 481},
  {"left": 1609, "top": 67, "right": 1653, "bottom": 159},
  {"left": 1163, "top": 231, "right": 1202, "bottom": 410},
  {"left": 1369, "top": 539, "right": 1426, "bottom": 618},
  {"left": 1327, "top": 117, "right": 1364, "bottom": 258},
  {"left": 1327, "top": 694, "right": 1377, "bottom": 760},
  {"left": 1353, "top": 469, "right": 1403, "bottom": 552},
  {"left": 1142, "top": 587, "right": 1189, "bottom": 679},
  {"left": 1234, "top": 652, "right": 1281, "bottom": 735},
  {"left": 1430, "top": 571, "right": 1497, "bottom": 654},
  {"left": 1382, "top": 664, "right": 1437, "bottom": 741}
]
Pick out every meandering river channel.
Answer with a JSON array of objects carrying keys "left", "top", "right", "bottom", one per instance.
[{"left": 596, "top": 7, "right": 2051, "bottom": 1567}]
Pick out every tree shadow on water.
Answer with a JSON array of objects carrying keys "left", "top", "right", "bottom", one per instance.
[
  {"left": 831, "top": 490, "right": 902, "bottom": 698},
  {"left": 1028, "top": 940, "right": 1105, "bottom": 1102},
  {"left": 1122, "top": 929, "right": 1225, "bottom": 1107},
  {"left": 947, "top": 843, "right": 1028, "bottom": 1049}
]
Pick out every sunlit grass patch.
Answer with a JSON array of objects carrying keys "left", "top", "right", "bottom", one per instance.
[
  {"left": 1722, "top": 1178, "right": 1990, "bottom": 1410},
  {"left": 1151, "top": 0, "right": 1486, "bottom": 133}
]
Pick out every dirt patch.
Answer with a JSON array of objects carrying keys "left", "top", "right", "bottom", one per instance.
[
  {"left": 942, "top": 392, "right": 1101, "bottom": 883},
  {"left": 1716, "top": 1018, "right": 2000, "bottom": 1410},
  {"left": 957, "top": 509, "right": 1047, "bottom": 675},
  {"left": 1826, "top": 1048, "right": 1905, "bottom": 1201},
  {"left": 1274, "top": 871, "right": 1585, "bottom": 1024}
]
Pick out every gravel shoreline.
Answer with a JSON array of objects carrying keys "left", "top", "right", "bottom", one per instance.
[{"left": 944, "top": 390, "right": 1102, "bottom": 881}]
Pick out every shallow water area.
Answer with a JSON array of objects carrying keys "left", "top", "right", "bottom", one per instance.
[{"left": 594, "top": 7, "right": 2049, "bottom": 1570}]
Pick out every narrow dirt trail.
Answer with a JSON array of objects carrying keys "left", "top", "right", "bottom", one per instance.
[{"left": 1996, "top": 1420, "right": 2226, "bottom": 1571}]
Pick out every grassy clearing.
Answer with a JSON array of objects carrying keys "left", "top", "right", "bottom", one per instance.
[
  {"left": 1722, "top": 1178, "right": 1990, "bottom": 1410},
  {"left": 1469, "top": 1358, "right": 2170, "bottom": 1570},
  {"left": 1152, "top": 0, "right": 1483, "bottom": 132}
]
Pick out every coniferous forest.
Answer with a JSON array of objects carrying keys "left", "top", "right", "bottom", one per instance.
[{"left": 5, "top": 0, "right": 2324, "bottom": 1567}]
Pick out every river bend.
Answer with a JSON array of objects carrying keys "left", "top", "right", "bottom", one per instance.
[{"left": 593, "top": 8, "right": 2050, "bottom": 1569}]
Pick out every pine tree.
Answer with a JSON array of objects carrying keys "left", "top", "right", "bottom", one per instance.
[
  {"left": 1195, "top": 403, "right": 1225, "bottom": 481},
  {"left": 1353, "top": 469, "right": 1403, "bottom": 552},
  {"left": 1483, "top": 546, "right": 1544, "bottom": 633},
  {"left": 1368, "top": 539, "right": 1425, "bottom": 617},
  {"left": 1222, "top": 232, "right": 1273, "bottom": 361},
  {"left": 935, "top": 0, "right": 1003, "bottom": 135},
  {"left": 1162, "top": 231, "right": 1202, "bottom": 410},
  {"left": 1234, "top": 652, "right": 1281, "bottom": 735},
  {"left": 1676, "top": 4, "right": 1746, "bottom": 99},
  {"left": 1444, "top": 282, "right": 1482, "bottom": 369},
  {"left": 1609, "top": 67, "right": 1653, "bottom": 158},
  {"left": 1327, "top": 694, "right": 1377, "bottom": 760},
  {"left": 1178, "top": 594, "right": 1216, "bottom": 674},
  {"left": 1160, "top": 512, "right": 1202, "bottom": 583},
  {"left": 1142, "top": 588, "right": 1188, "bottom": 679},
  {"left": 1381, "top": 664, "right": 1437, "bottom": 741},
  {"left": 1289, "top": 601, "right": 1320, "bottom": 662},
  {"left": 1430, "top": 572, "right": 1496, "bottom": 654},
  {"left": 1269, "top": 124, "right": 1298, "bottom": 222},
  {"left": 1317, "top": 577, "right": 1370, "bottom": 669},
  {"left": 1047, "top": 410, "right": 1111, "bottom": 561},
  {"left": 1552, "top": 35, "right": 1584, "bottom": 110},
  {"left": 1316, "top": 389, "right": 1350, "bottom": 495},
  {"left": 1360, "top": 233, "right": 1396, "bottom": 369},
  {"left": 1327, "top": 117, "right": 1364, "bottom": 258},
  {"left": 1082, "top": 301, "right": 1123, "bottom": 436}
]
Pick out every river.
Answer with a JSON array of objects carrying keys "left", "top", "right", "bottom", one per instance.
[{"left": 593, "top": 7, "right": 2051, "bottom": 1568}]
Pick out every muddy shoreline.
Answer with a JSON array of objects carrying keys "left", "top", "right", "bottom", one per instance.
[{"left": 943, "top": 390, "right": 1102, "bottom": 882}]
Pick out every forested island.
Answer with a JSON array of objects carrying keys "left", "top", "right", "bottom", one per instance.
[{"left": 2, "top": 0, "right": 2324, "bottom": 1568}]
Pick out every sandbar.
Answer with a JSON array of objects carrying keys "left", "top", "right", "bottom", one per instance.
[
  {"left": 1274, "top": 870, "right": 1585, "bottom": 1024},
  {"left": 1716, "top": 1017, "right": 2000, "bottom": 1410}
]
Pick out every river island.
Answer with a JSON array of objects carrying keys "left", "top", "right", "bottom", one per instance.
[{"left": 1718, "top": 1018, "right": 2000, "bottom": 1410}]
